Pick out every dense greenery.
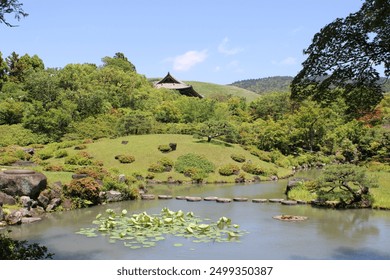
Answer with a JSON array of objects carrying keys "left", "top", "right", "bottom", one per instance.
[
  {"left": 231, "top": 76, "right": 293, "bottom": 94},
  {"left": 291, "top": 0, "right": 389, "bottom": 117},
  {"left": 0, "top": 231, "right": 53, "bottom": 260},
  {"left": 0, "top": 0, "right": 27, "bottom": 27}
]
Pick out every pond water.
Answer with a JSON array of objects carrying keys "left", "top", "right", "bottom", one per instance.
[{"left": 7, "top": 171, "right": 390, "bottom": 260}]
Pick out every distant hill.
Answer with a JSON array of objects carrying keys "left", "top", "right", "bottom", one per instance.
[
  {"left": 231, "top": 76, "right": 390, "bottom": 94},
  {"left": 230, "top": 76, "right": 293, "bottom": 94},
  {"left": 185, "top": 81, "right": 260, "bottom": 102}
]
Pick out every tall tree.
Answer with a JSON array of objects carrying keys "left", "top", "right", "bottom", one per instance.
[
  {"left": 291, "top": 0, "right": 389, "bottom": 117},
  {"left": 0, "top": 0, "right": 28, "bottom": 27}
]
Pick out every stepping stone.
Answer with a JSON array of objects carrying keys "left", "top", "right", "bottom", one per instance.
[
  {"left": 281, "top": 200, "right": 298, "bottom": 205},
  {"left": 233, "top": 197, "right": 248, "bottom": 202},
  {"left": 175, "top": 196, "right": 187, "bottom": 200},
  {"left": 141, "top": 194, "right": 155, "bottom": 200},
  {"left": 216, "top": 198, "right": 232, "bottom": 203},
  {"left": 269, "top": 198, "right": 284, "bottom": 203},
  {"left": 204, "top": 196, "right": 218, "bottom": 201},
  {"left": 158, "top": 195, "right": 173, "bottom": 199},
  {"left": 252, "top": 198, "right": 268, "bottom": 203},
  {"left": 186, "top": 196, "right": 202, "bottom": 202}
]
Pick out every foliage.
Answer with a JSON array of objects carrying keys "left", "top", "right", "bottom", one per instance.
[
  {"left": 117, "top": 110, "right": 154, "bottom": 135},
  {"left": 175, "top": 153, "right": 215, "bottom": 176},
  {"left": 196, "top": 120, "right": 238, "bottom": 143},
  {"left": 102, "top": 177, "right": 139, "bottom": 200},
  {"left": 0, "top": 0, "right": 28, "bottom": 27},
  {"left": 230, "top": 153, "right": 246, "bottom": 163},
  {"left": 291, "top": 0, "right": 389, "bottom": 117},
  {"left": 64, "top": 177, "right": 102, "bottom": 206},
  {"left": 0, "top": 231, "right": 53, "bottom": 260},
  {"left": 241, "top": 162, "right": 266, "bottom": 175},
  {"left": 76, "top": 207, "right": 245, "bottom": 249},
  {"left": 249, "top": 91, "right": 291, "bottom": 121},
  {"left": 313, "top": 164, "right": 378, "bottom": 208},
  {"left": 115, "top": 154, "right": 135, "bottom": 164},
  {"left": 231, "top": 76, "right": 293, "bottom": 94},
  {"left": 147, "top": 163, "right": 166, "bottom": 173},
  {"left": 158, "top": 144, "right": 172, "bottom": 153},
  {"left": 218, "top": 163, "right": 240, "bottom": 176}
]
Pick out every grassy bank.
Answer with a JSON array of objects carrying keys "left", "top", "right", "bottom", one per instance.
[{"left": 40, "top": 134, "right": 292, "bottom": 185}]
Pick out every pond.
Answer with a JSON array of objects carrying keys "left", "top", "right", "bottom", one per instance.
[{"left": 7, "top": 171, "right": 390, "bottom": 260}]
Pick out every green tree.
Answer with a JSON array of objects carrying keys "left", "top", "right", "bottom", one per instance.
[
  {"left": 6, "top": 52, "right": 44, "bottom": 82},
  {"left": 249, "top": 92, "right": 291, "bottom": 121},
  {"left": 102, "top": 52, "right": 136, "bottom": 72},
  {"left": 0, "top": 0, "right": 28, "bottom": 27},
  {"left": 117, "top": 110, "right": 154, "bottom": 135},
  {"left": 0, "top": 98, "right": 24, "bottom": 124},
  {"left": 0, "top": 231, "right": 53, "bottom": 260},
  {"left": 313, "top": 164, "right": 377, "bottom": 208},
  {"left": 0, "top": 51, "right": 9, "bottom": 89},
  {"left": 291, "top": 0, "right": 389, "bottom": 117},
  {"left": 197, "top": 120, "right": 238, "bottom": 143}
]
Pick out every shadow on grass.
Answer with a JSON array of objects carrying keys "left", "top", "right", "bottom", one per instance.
[{"left": 193, "top": 139, "right": 234, "bottom": 148}]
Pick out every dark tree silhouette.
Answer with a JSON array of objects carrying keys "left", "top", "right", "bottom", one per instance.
[{"left": 0, "top": 0, "right": 28, "bottom": 27}]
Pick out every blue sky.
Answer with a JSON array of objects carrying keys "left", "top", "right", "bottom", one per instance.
[{"left": 1, "top": 0, "right": 363, "bottom": 84}]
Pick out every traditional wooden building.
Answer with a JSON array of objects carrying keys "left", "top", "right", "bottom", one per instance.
[{"left": 154, "top": 72, "right": 203, "bottom": 98}]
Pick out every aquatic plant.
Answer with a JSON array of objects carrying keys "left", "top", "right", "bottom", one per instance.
[{"left": 77, "top": 207, "right": 246, "bottom": 249}]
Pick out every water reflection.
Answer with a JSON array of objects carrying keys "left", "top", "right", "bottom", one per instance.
[{"left": 6, "top": 173, "right": 390, "bottom": 260}]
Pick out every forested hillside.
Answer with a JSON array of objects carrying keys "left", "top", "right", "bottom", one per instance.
[
  {"left": 231, "top": 76, "right": 390, "bottom": 94},
  {"left": 230, "top": 76, "right": 293, "bottom": 94}
]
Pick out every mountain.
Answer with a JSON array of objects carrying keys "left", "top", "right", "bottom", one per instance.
[{"left": 230, "top": 76, "right": 293, "bottom": 94}]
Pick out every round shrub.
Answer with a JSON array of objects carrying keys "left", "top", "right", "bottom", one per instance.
[
  {"left": 175, "top": 153, "right": 215, "bottom": 175},
  {"left": 242, "top": 162, "right": 265, "bottom": 175},
  {"left": 148, "top": 163, "right": 165, "bottom": 173},
  {"left": 65, "top": 177, "right": 102, "bottom": 205},
  {"left": 54, "top": 149, "right": 68, "bottom": 158},
  {"left": 219, "top": 164, "right": 240, "bottom": 176},
  {"left": 74, "top": 144, "right": 87, "bottom": 150},
  {"left": 230, "top": 153, "right": 246, "bottom": 163},
  {"left": 158, "top": 145, "right": 172, "bottom": 153},
  {"left": 65, "top": 154, "right": 93, "bottom": 166},
  {"left": 74, "top": 166, "right": 109, "bottom": 180},
  {"left": 115, "top": 154, "right": 135, "bottom": 164},
  {"left": 158, "top": 157, "right": 174, "bottom": 171}
]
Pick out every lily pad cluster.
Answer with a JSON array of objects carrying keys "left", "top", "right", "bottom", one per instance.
[{"left": 76, "top": 207, "right": 246, "bottom": 249}]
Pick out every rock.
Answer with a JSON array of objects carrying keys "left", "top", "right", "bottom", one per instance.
[
  {"left": 169, "top": 143, "right": 177, "bottom": 151},
  {"left": 20, "top": 196, "right": 33, "bottom": 208},
  {"left": 50, "top": 182, "right": 63, "bottom": 199},
  {"left": 281, "top": 200, "right": 298, "bottom": 205},
  {"left": 0, "top": 206, "right": 4, "bottom": 220},
  {"left": 21, "top": 217, "right": 42, "bottom": 224},
  {"left": 204, "top": 196, "right": 218, "bottom": 201},
  {"left": 118, "top": 174, "right": 126, "bottom": 183},
  {"left": 252, "top": 198, "right": 268, "bottom": 203},
  {"left": 186, "top": 196, "right": 202, "bottom": 202},
  {"left": 233, "top": 197, "right": 248, "bottom": 202},
  {"left": 158, "top": 195, "right": 173, "bottom": 200},
  {"left": 0, "top": 221, "right": 6, "bottom": 227},
  {"left": 141, "top": 194, "right": 155, "bottom": 200},
  {"left": 216, "top": 198, "right": 232, "bottom": 203},
  {"left": 269, "top": 198, "right": 284, "bottom": 203},
  {"left": 0, "top": 170, "right": 47, "bottom": 199},
  {"left": 6, "top": 210, "right": 23, "bottom": 225},
  {"left": 46, "top": 198, "right": 62, "bottom": 212},
  {"left": 175, "top": 196, "right": 187, "bottom": 200},
  {"left": 270, "top": 175, "right": 279, "bottom": 181},
  {"left": 105, "top": 190, "right": 123, "bottom": 202},
  {"left": 38, "top": 193, "right": 50, "bottom": 208},
  {"left": 72, "top": 174, "right": 88, "bottom": 179},
  {"left": 0, "top": 191, "right": 16, "bottom": 205},
  {"left": 273, "top": 215, "right": 308, "bottom": 222}
]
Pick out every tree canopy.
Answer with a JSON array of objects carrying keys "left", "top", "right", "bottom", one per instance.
[
  {"left": 291, "top": 0, "right": 389, "bottom": 117},
  {"left": 0, "top": 0, "right": 28, "bottom": 27}
]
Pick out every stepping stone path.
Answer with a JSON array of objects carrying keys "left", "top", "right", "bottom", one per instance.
[
  {"left": 216, "top": 198, "right": 232, "bottom": 203},
  {"left": 186, "top": 196, "right": 202, "bottom": 202},
  {"left": 141, "top": 194, "right": 155, "bottom": 200},
  {"left": 233, "top": 197, "right": 248, "bottom": 202},
  {"left": 175, "top": 196, "right": 187, "bottom": 200},
  {"left": 158, "top": 195, "right": 173, "bottom": 200},
  {"left": 252, "top": 198, "right": 268, "bottom": 203},
  {"left": 204, "top": 196, "right": 218, "bottom": 201},
  {"left": 269, "top": 198, "right": 285, "bottom": 203},
  {"left": 281, "top": 200, "right": 298, "bottom": 205}
]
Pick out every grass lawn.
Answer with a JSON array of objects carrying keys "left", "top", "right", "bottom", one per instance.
[{"left": 43, "top": 134, "right": 292, "bottom": 185}]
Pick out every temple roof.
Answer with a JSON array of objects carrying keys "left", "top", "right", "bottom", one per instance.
[{"left": 154, "top": 72, "right": 203, "bottom": 98}]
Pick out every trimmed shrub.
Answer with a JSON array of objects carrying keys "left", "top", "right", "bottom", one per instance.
[
  {"left": 115, "top": 154, "right": 135, "bottom": 164},
  {"left": 231, "top": 154, "right": 246, "bottom": 163},
  {"left": 64, "top": 177, "right": 102, "bottom": 205},
  {"left": 158, "top": 144, "right": 172, "bottom": 153},
  {"left": 219, "top": 164, "right": 240, "bottom": 176},
  {"left": 54, "top": 149, "right": 68, "bottom": 158},
  {"left": 148, "top": 163, "right": 165, "bottom": 173},
  {"left": 74, "top": 166, "right": 109, "bottom": 180},
  {"left": 43, "top": 165, "right": 64, "bottom": 172},
  {"left": 74, "top": 144, "right": 87, "bottom": 150},
  {"left": 242, "top": 162, "right": 265, "bottom": 175},
  {"left": 65, "top": 154, "right": 93, "bottom": 166},
  {"left": 0, "top": 154, "right": 18, "bottom": 165},
  {"left": 175, "top": 153, "right": 215, "bottom": 175},
  {"left": 158, "top": 157, "right": 174, "bottom": 171}
]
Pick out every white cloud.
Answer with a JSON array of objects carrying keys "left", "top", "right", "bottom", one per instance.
[
  {"left": 272, "top": 56, "right": 297, "bottom": 66},
  {"left": 218, "top": 37, "right": 243, "bottom": 56},
  {"left": 172, "top": 50, "right": 208, "bottom": 71}
]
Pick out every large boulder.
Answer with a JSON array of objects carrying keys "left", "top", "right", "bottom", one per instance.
[
  {"left": 0, "top": 191, "right": 16, "bottom": 205},
  {"left": 0, "top": 170, "right": 47, "bottom": 199}
]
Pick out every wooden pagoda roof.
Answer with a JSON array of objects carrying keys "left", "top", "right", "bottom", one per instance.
[{"left": 154, "top": 72, "right": 203, "bottom": 98}]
